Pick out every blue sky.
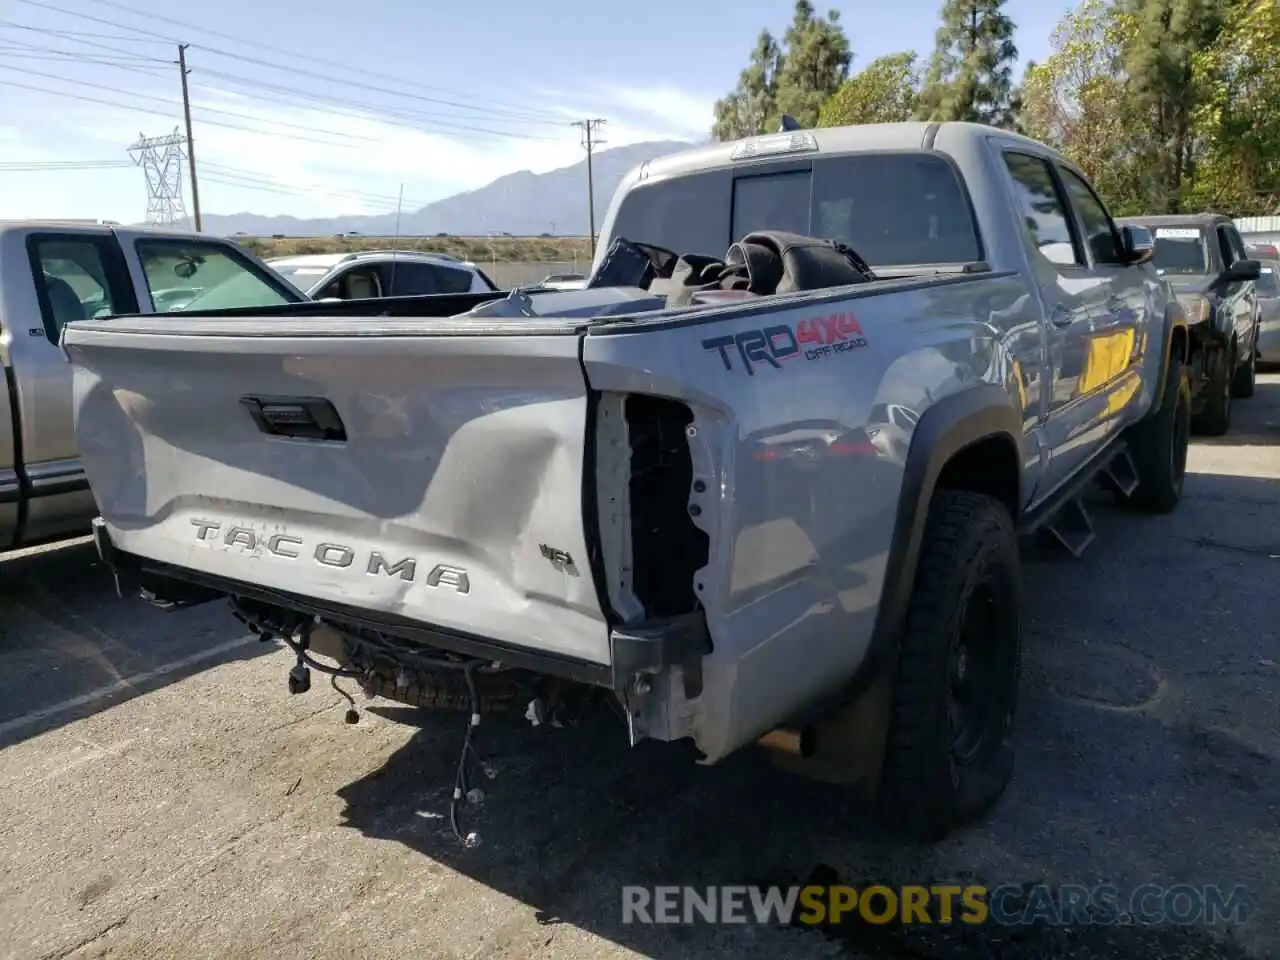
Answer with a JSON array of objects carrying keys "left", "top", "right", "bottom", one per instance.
[{"left": 0, "top": 0, "right": 1077, "bottom": 224}]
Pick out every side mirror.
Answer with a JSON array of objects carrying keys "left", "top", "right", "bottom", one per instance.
[
  {"left": 1121, "top": 224, "right": 1154, "bottom": 266},
  {"left": 1220, "top": 258, "right": 1261, "bottom": 285}
]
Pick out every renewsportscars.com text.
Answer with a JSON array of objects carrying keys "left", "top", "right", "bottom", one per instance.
[{"left": 621, "top": 884, "right": 1250, "bottom": 927}]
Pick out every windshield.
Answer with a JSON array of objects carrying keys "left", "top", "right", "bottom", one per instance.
[
  {"left": 603, "top": 151, "right": 982, "bottom": 269},
  {"left": 1149, "top": 227, "right": 1211, "bottom": 276}
]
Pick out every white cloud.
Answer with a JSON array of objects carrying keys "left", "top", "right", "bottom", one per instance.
[{"left": 0, "top": 80, "right": 715, "bottom": 223}]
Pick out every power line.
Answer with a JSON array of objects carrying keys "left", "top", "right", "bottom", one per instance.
[
  {"left": 0, "top": 40, "right": 165, "bottom": 63},
  {"left": 13, "top": 0, "right": 567, "bottom": 125},
  {"left": 76, "top": 0, "right": 569, "bottom": 122},
  {"left": 0, "top": 18, "right": 172, "bottom": 45},
  {"left": 187, "top": 43, "right": 565, "bottom": 126},
  {"left": 199, "top": 164, "right": 433, "bottom": 210},
  {"left": 5, "top": 19, "right": 570, "bottom": 138},
  {"left": 0, "top": 67, "right": 379, "bottom": 148},
  {"left": 0, "top": 159, "right": 135, "bottom": 170},
  {"left": 11, "top": 0, "right": 175, "bottom": 42},
  {"left": 190, "top": 67, "right": 561, "bottom": 142},
  {"left": 0, "top": 36, "right": 559, "bottom": 142}
]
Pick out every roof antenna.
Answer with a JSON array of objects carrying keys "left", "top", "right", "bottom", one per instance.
[{"left": 778, "top": 115, "right": 801, "bottom": 132}]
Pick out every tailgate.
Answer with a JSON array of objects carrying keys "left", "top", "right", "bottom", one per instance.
[{"left": 65, "top": 316, "right": 612, "bottom": 665}]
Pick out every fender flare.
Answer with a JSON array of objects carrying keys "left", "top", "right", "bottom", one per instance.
[
  {"left": 788, "top": 385, "right": 1023, "bottom": 789},
  {"left": 1149, "top": 303, "right": 1190, "bottom": 419}
]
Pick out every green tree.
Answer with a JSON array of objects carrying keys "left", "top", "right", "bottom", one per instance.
[
  {"left": 711, "top": 1, "right": 851, "bottom": 140},
  {"left": 773, "top": 1, "right": 854, "bottom": 127},
  {"left": 712, "top": 30, "right": 784, "bottom": 141},
  {"left": 818, "top": 52, "right": 920, "bottom": 126},
  {"left": 1019, "top": 0, "right": 1145, "bottom": 212},
  {"left": 917, "top": 0, "right": 1019, "bottom": 126},
  {"left": 1185, "top": 0, "right": 1280, "bottom": 214},
  {"left": 1120, "top": 0, "right": 1229, "bottom": 213}
]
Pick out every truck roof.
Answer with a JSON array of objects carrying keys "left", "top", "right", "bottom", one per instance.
[
  {"left": 635, "top": 121, "right": 1061, "bottom": 182},
  {"left": 0, "top": 220, "right": 209, "bottom": 239},
  {"left": 1116, "top": 213, "right": 1233, "bottom": 229},
  {"left": 266, "top": 250, "right": 476, "bottom": 270}
]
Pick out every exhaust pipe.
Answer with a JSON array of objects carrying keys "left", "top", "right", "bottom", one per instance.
[{"left": 758, "top": 725, "right": 816, "bottom": 758}]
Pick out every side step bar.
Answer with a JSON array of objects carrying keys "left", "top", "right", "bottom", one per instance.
[{"left": 1020, "top": 442, "right": 1137, "bottom": 560}]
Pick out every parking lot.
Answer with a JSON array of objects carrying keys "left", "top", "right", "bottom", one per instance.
[{"left": 1, "top": 377, "right": 1277, "bottom": 960}]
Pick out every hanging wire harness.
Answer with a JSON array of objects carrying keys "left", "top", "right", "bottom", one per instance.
[{"left": 237, "top": 606, "right": 500, "bottom": 848}]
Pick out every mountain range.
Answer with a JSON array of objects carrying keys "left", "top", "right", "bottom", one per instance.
[{"left": 189, "top": 140, "right": 693, "bottom": 237}]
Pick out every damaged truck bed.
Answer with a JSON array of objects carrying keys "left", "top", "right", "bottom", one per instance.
[{"left": 66, "top": 121, "right": 1191, "bottom": 840}]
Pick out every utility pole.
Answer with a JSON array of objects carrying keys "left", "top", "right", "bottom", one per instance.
[
  {"left": 177, "top": 43, "right": 202, "bottom": 231},
  {"left": 572, "top": 119, "right": 606, "bottom": 260}
]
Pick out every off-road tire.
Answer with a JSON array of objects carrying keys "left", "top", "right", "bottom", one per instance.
[
  {"left": 879, "top": 490, "right": 1021, "bottom": 841},
  {"left": 1124, "top": 357, "right": 1190, "bottom": 514},
  {"left": 1232, "top": 328, "right": 1257, "bottom": 399},
  {"left": 1193, "top": 344, "right": 1233, "bottom": 436}
]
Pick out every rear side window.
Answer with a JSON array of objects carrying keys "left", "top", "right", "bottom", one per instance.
[
  {"left": 27, "top": 235, "right": 135, "bottom": 338},
  {"left": 431, "top": 266, "right": 476, "bottom": 294},
  {"left": 386, "top": 261, "right": 438, "bottom": 295}
]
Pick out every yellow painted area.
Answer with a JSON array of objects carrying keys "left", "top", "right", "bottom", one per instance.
[
  {"left": 1104, "top": 371, "right": 1141, "bottom": 417},
  {"left": 1079, "top": 328, "right": 1136, "bottom": 394}
]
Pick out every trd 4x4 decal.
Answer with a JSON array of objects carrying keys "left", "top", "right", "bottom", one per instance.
[{"left": 702, "top": 312, "right": 869, "bottom": 375}]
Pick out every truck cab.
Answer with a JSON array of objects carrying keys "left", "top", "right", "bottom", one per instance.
[
  {"left": 1116, "top": 213, "right": 1261, "bottom": 432},
  {"left": 0, "top": 221, "right": 307, "bottom": 552}
]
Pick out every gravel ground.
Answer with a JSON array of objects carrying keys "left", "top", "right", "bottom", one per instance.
[{"left": 0, "top": 376, "right": 1277, "bottom": 960}]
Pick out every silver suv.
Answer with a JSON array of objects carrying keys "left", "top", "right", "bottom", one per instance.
[{"left": 267, "top": 250, "right": 498, "bottom": 299}]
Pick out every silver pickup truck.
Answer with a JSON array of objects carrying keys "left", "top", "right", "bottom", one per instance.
[
  {"left": 0, "top": 221, "right": 306, "bottom": 553},
  {"left": 66, "top": 122, "right": 1190, "bottom": 840}
]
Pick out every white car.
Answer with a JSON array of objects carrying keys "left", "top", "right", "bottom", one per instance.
[{"left": 267, "top": 250, "right": 498, "bottom": 299}]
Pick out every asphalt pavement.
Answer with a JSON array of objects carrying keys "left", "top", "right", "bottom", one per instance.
[{"left": 0, "top": 376, "right": 1277, "bottom": 960}]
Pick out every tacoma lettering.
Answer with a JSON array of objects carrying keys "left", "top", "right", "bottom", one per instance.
[{"left": 187, "top": 519, "right": 468, "bottom": 593}]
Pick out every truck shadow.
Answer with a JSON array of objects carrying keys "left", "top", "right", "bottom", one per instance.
[
  {"left": 0, "top": 536, "right": 270, "bottom": 749},
  {"left": 332, "top": 471, "right": 1279, "bottom": 960},
  {"left": 1190, "top": 377, "right": 1280, "bottom": 447},
  {"left": 334, "top": 703, "right": 1264, "bottom": 958}
]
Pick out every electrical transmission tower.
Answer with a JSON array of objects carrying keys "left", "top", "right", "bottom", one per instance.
[{"left": 128, "top": 129, "right": 188, "bottom": 225}]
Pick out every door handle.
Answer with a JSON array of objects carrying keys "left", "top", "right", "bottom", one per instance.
[
  {"left": 241, "top": 395, "right": 347, "bottom": 441},
  {"left": 1048, "top": 304, "right": 1073, "bottom": 327}
]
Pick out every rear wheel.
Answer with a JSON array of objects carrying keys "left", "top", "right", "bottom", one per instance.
[
  {"left": 1124, "top": 357, "right": 1190, "bottom": 513},
  {"left": 1193, "top": 344, "right": 1233, "bottom": 436},
  {"left": 879, "top": 490, "right": 1021, "bottom": 841}
]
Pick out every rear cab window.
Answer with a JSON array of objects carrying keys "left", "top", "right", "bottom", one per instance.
[
  {"left": 134, "top": 239, "right": 301, "bottom": 313},
  {"left": 603, "top": 150, "right": 982, "bottom": 271}
]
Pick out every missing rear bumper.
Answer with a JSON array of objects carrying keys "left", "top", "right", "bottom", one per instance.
[{"left": 91, "top": 516, "right": 710, "bottom": 694}]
